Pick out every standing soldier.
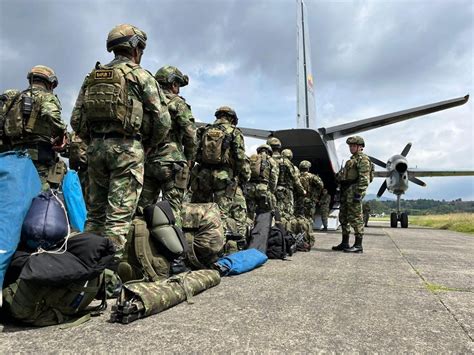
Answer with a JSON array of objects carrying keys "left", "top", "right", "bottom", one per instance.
[
  {"left": 191, "top": 106, "right": 250, "bottom": 238},
  {"left": 276, "top": 148, "right": 305, "bottom": 232},
  {"left": 3, "top": 66, "right": 66, "bottom": 190},
  {"left": 138, "top": 65, "right": 196, "bottom": 225},
  {"left": 297, "top": 160, "right": 323, "bottom": 246},
  {"left": 318, "top": 189, "right": 331, "bottom": 231},
  {"left": 332, "top": 136, "right": 371, "bottom": 253},
  {"left": 71, "top": 24, "right": 171, "bottom": 256},
  {"left": 245, "top": 144, "right": 278, "bottom": 220}
]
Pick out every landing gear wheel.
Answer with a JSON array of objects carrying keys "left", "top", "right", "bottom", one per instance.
[
  {"left": 400, "top": 213, "right": 408, "bottom": 228},
  {"left": 390, "top": 212, "right": 398, "bottom": 228}
]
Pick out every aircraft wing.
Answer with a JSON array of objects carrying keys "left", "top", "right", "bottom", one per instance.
[
  {"left": 318, "top": 95, "right": 469, "bottom": 140},
  {"left": 195, "top": 122, "right": 272, "bottom": 139},
  {"left": 374, "top": 171, "right": 390, "bottom": 178},
  {"left": 408, "top": 170, "right": 474, "bottom": 177}
]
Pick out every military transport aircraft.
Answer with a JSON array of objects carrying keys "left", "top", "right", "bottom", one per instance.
[
  {"left": 198, "top": 0, "right": 470, "bottom": 229},
  {"left": 369, "top": 143, "right": 474, "bottom": 228}
]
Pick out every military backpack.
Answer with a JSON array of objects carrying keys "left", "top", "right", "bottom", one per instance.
[
  {"left": 3, "top": 89, "right": 45, "bottom": 138},
  {"left": 250, "top": 152, "right": 271, "bottom": 183},
  {"left": 200, "top": 124, "right": 232, "bottom": 165},
  {"left": 82, "top": 62, "right": 143, "bottom": 135}
]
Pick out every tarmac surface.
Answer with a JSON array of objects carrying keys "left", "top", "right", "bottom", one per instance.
[{"left": 1, "top": 221, "right": 473, "bottom": 353}]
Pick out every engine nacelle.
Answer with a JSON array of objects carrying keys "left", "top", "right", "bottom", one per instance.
[{"left": 386, "top": 154, "right": 409, "bottom": 194}]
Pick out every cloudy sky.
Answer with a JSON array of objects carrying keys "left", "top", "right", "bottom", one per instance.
[{"left": 1, "top": 0, "right": 472, "bottom": 200}]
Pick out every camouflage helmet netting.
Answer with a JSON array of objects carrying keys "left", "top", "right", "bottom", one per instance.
[
  {"left": 282, "top": 148, "right": 293, "bottom": 160},
  {"left": 27, "top": 65, "right": 58, "bottom": 88},
  {"left": 155, "top": 66, "right": 189, "bottom": 87},
  {"left": 299, "top": 160, "right": 311, "bottom": 170},
  {"left": 107, "top": 24, "right": 147, "bottom": 52},
  {"left": 256, "top": 144, "right": 273, "bottom": 154},
  {"left": 215, "top": 106, "right": 237, "bottom": 119},
  {"left": 346, "top": 135, "right": 365, "bottom": 147},
  {"left": 266, "top": 137, "right": 281, "bottom": 149}
]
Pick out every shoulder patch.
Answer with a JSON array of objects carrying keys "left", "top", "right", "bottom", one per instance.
[{"left": 94, "top": 69, "right": 114, "bottom": 80}]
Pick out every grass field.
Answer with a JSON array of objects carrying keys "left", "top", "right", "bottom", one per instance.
[{"left": 409, "top": 213, "right": 474, "bottom": 234}]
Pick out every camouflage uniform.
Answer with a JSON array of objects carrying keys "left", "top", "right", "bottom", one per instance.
[
  {"left": 71, "top": 25, "right": 171, "bottom": 254},
  {"left": 6, "top": 66, "right": 66, "bottom": 190},
  {"left": 333, "top": 136, "right": 371, "bottom": 253},
  {"left": 68, "top": 131, "right": 89, "bottom": 206},
  {"left": 295, "top": 160, "right": 323, "bottom": 245},
  {"left": 138, "top": 66, "right": 197, "bottom": 225},
  {"left": 275, "top": 149, "right": 305, "bottom": 232},
  {"left": 191, "top": 107, "right": 250, "bottom": 237},
  {"left": 245, "top": 144, "right": 278, "bottom": 220},
  {"left": 0, "top": 89, "right": 21, "bottom": 152},
  {"left": 363, "top": 201, "right": 371, "bottom": 227},
  {"left": 318, "top": 189, "right": 331, "bottom": 230}
]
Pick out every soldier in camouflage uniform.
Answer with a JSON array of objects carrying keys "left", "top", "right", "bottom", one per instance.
[
  {"left": 138, "top": 66, "right": 196, "bottom": 225},
  {"left": 332, "top": 136, "right": 371, "bottom": 253},
  {"left": 295, "top": 160, "right": 324, "bottom": 246},
  {"left": 318, "top": 189, "right": 331, "bottom": 231},
  {"left": 245, "top": 144, "right": 278, "bottom": 220},
  {"left": 4, "top": 66, "right": 67, "bottom": 190},
  {"left": 68, "top": 131, "right": 89, "bottom": 206},
  {"left": 276, "top": 148, "right": 305, "bottom": 232},
  {"left": 191, "top": 106, "right": 250, "bottom": 238},
  {"left": 71, "top": 24, "right": 171, "bottom": 255}
]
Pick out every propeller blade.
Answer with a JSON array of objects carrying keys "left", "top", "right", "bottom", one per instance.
[
  {"left": 409, "top": 176, "right": 426, "bottom": 187},
  {"left": 377, "top": 181, "right": 387, "bottom": 197},
  {"left": 369, "top": 156, "right": 387, "bottom": 168},
  {"left": 401, "top": 143, "right": 412, "bottom": 157}
]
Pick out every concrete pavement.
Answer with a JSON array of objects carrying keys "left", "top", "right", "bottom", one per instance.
[{"left": 1, "top": 222, "right": 473, "bottom": 352}]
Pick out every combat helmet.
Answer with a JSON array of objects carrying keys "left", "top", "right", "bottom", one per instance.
[
  {"left": 155, "top": 66, "right": 189, "bottom": 87},
  {"left": 107, "top": 24, "right": 147, "bottom": 52},
  {"left": 256, "top": 144, "right": 272, "bottom": 154},
  {"left": 215, "top": 106, "right": 238, "bottom": 123},
  {"left": 346, "top": 135, "right": 365, "bottom": 147},
  {"left": 299, "top": 160, "right": 311, "bottom": 170},
  {"left": 282, "top": 148, "right": 293, "bottom": 160},
  {"left": 266, "top": 137, "right": 281, "bottom": 150},
  {"left": 27, "top": 65, "right": 58, "bottom": 88}
]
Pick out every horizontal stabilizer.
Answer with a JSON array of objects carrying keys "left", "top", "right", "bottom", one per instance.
[
  {"left": 195, "top": 122, "right": 272, "bottom": 139},
  {"left": 319, "top": 95, "right": 469, "bottom": 140},
  {"left": 408, "top": 170, "right": 474, "bottom": 177}
]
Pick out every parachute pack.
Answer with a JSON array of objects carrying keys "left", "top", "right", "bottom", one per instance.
[
  {"left": 83, "top": 62, "right": 143, "bottom": 135},
  {"left": 201, "top": 124, "right": 232, "bottom": 165}
]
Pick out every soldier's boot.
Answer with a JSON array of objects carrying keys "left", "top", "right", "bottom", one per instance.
[
  {"left": 332, "top": 234, "right": 350, "bottom": 251},
  {"left": 344, "top": 235, "right": 363, "bottom": 253}
]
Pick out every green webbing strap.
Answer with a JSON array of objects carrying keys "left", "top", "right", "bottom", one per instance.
[
  {"left": 170, "top": 272, "right": 194, "bottom": 304},
  {"left": 133, "top": 220, "right": 161, "bottom": 282},
  {"left": 58, "top": 314, "right": 91, "bottom": 329}
]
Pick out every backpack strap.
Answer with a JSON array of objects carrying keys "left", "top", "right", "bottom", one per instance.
[{"left": 133, "top": 219, "right": 162, "bottom": 282}]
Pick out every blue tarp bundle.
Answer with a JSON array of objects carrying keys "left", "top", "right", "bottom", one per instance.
[
  {"left": 62, "top": 170, "right": 87, "bottom": 232},
  {"left": 0, "top": 151, "right": 41, "bottom": 292},
  {"left": 216, "top": 248, "right": 268, "bottom": 276}
]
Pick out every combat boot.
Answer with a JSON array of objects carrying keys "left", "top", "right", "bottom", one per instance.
[
  {"left": 344, "top": 235, "right": 363, "bottom": 253},
  {"left": 332, "top": 234, "right": 350, "bottom": 251}
]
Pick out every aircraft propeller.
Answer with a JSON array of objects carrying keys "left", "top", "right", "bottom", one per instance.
[{"left": 371, "top": 142, "right": 427, "bottom": 197}]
